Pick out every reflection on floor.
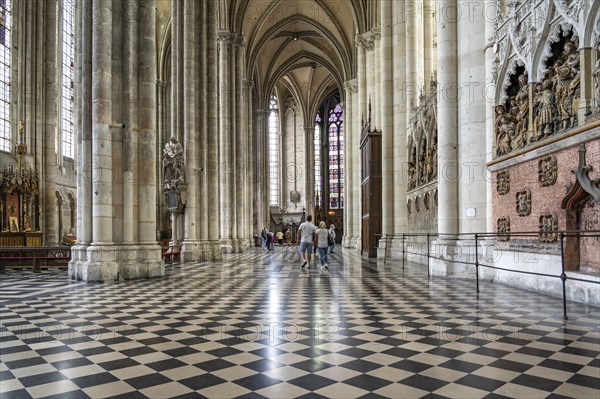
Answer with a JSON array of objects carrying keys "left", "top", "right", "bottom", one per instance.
[{"left": 1, "top": 247, "right": 599, "bottom": 399}]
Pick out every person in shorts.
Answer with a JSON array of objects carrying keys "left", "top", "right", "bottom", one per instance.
[{"left": 298, "top": 215, "right": 316, "bottom": 269}]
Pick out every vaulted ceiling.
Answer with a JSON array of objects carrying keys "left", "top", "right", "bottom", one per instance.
[{"left": 222, "top": 0, "right": 371, "bottom": 124}]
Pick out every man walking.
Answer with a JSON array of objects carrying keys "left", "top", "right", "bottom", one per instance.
[{"left": 298, "top": 215, "right": 316, "bottom": 269}]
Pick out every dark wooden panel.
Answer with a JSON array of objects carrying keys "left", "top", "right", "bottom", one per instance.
[{"left": 360, "top": 129, "right": 382, "bottom": 258}]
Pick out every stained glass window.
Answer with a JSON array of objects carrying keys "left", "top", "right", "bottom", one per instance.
[
  {"left": 62, "top": 0, "right": 75, "bottom": 158},
  {"left": 268, "top": 95, "right": 279, "bottom": 206},
  {"left": 0, "top": 0, "right": 11, "bottom": 152},
  {"left": 327, "top": 104, "right": 344, "bottom": 209},
  {"left": 314, "top": 112, "right": 322, "bottom": 205}
]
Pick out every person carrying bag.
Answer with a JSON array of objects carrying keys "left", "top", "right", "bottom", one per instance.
[{"left": 315, "top": 221, "right": 331, "bottom": 270}]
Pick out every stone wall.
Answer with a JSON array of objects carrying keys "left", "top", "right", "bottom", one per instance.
[
  {"left": 407, "top": 185, "right": 438, "bottom": 234},
  {"left": 493, "top": 136, "right": 599, "bottom": 229},
  {"left": 492, "top": 133, "right": 600, "bottom": 272}
]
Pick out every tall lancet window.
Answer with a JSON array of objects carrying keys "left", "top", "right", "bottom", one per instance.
[
  {"left": 0, "top": 0, "right": 12, "bottom": 152},
  {"left": 61, "top": 0, "right": 75, "bottom": 158},
  {"left": 328, "top": 104, "right": 344, "bottom": 209},
  {"left": 268, "top": 95, "right": 279, "bottom": 206},
  {"left": 314, "top": 112, "right": 322, "bottom": 205}
]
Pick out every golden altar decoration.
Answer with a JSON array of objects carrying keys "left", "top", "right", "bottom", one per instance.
[{"left": 1, "top": 121, "right": 42, "bottom": 245}]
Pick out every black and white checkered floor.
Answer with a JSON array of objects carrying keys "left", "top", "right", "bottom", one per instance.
[{"left": 1, "top": 248, "right": 599, "bottom": 398}]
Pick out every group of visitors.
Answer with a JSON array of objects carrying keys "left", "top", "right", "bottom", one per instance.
[
  {"left": 260, "top": 227, "right": 294, "bottom": 250},
  {"left": 260, "top": 228, "right": 275, "bottom": 250},
  {"left": 297, "top": 215, "right": 336, "bottom": 270},
  {"left": 260, "top": 217, "right": 337, "bottom": 270}
]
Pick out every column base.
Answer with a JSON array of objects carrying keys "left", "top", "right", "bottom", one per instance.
[
  {"left": 69, "top": 243, "right": 164, "bottom": 282},
  {"left": 68, "top": 244, "right": 88, "bottom": 280},
  {"left": 238, "top": 238, "right": 252, "bottom": 251},
  {"left": 389, "top": 237, "right": 411, "bottom": 260},
  {"left": 199, "top": 240, "right": 223, "bottom": 261},
  {"left": 116, "top": 244, "right": 164, "bottom": 280},
  {"left": 181, "top": 240, "right": 202, "bottom": 262},
  {"left": 221, "top": 238, "right": 239, "bottom": 254},
  {"left": 430, "top": 239, "right": 477, "bottom": 277},
  {"left": 377, "top": 236, "right": 401, "bottom": 259},
  {"left": 343, "top": 236, "right": 357, "bottom": 248}
]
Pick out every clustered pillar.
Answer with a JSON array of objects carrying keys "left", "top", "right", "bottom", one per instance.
[{"left": 70, "top": 0, "right": 162, "bottom": 282}]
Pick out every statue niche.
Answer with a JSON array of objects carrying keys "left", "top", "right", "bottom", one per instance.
[
  {"left": 162, "top": 137, "right": 184, "bottom": 189},
  {"left": 406, "top": 74, "right": 438, "bottom": 189},
  {"left": 593, "top": 45, "right": 600, "bottom": 113},
  {"left": 495, "top": 31, "right": 582, "bottom": 159},
  {"left": 534, "top": 34, "right": 580, "bottom": 137}
]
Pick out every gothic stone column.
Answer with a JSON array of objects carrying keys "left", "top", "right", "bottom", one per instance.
[
  {"left": 180, "top": 0, "right": 202, "bottom": 261},
  {"left": 304, "top": 126, "right": 315, "bottom": 214},
  {"left": 393, "top": 0, "right": 408, "bottom": 240},
  {"left": 218, "top": 30, "right": 235, "bottom": 253},
  {"left": 379, "top": 1, "right": 394, "bottom": 254},
  {"left": 432, "top": 0, "right": 460, "bottom": 277},
  {"left": 205, "top": 0, "right": 222, "bottom": 260},
  {"left": 343, "top": 80, "right": 357, "bottom": 247},
  {"left": 84, "top": 0, "right": 118, "bottom": 281}
]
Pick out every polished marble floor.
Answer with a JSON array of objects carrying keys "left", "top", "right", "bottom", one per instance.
[{"left": 1, "top": 247, "right": 599, "bottom": 398}]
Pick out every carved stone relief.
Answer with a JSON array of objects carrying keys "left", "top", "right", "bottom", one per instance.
[
  {"left": 539, "top": 213, "right": 558, "bottom": 242},
  {"left": 162, "top": 137, "right": 184, "bottom": 187},
  {"left": 538, "top": 155, "right": 557, "bottom": 187},
  {"left": 496, "top": 35, "right": 580, "bottom": 158},
  {"left": 408, "top": 147, "right": 417, "bottom": 191},
  {"left": 407, "top": 199, "right": 411, "bottom": 216},
  {"left": 162, "top": 137, "right": 185, "bottom": 213},
  {"left": 497, "top": 170, "right": 510, "bottom": 195},
  {"left": 424, "top": 192, "right": 430, "bottom": 210},
  {"left": 516, "top": 189, "right": 532, "bottom": 216},
  {"left": 594, "top": 46, "right": 600, "bottom": 112},
  {"left": 415, "top": 196, "right": 420, "bottom": 213},
  {"left": 493, "top": 4, "right": 595, "bottom": 159},
  {"left": 536, "top": 30, "right": 581, "bottom": 137},
  {"left": 497, "top": 217, "right": 511, "bottom": 241},
  {"left": 407, "top": 77, "right": 437, "bottom": 190},
  {"left": 553, "top": 40, "right": 580, "bottom": 131},
  {"left": 513, "top": 72, "right": 530, "bottom": 150}
]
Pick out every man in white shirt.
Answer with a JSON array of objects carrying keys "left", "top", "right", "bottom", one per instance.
[{"left": 298, "top": 215, "right": 317, "bottom": 269}]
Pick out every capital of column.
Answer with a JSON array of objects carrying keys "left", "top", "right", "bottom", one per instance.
[
  {"left": 284, "top": 97, "right": 297, "bottom": 112},
  {"left": 371, "top": 26, "right": 381, "bottom": 41},
  {"left": 242, "top": 79, "right": 254, "bottom": 90},
  {"left": 303, "top": 126, "right": 315, "bottom": 133},
  {"left": 355, "top": 28, "right": 381, "bottom": 51},
  {"left": 233, "top": 34, "right": 245, "bottom": 50},
  {"left": 356, "top": 31, "right": 375, "bottom": 51},
  {"left": 256, "top": 108, "right": 268, "bottom": 116},
  {"left": 217, "top": 30, "right": 244, "bottom": 51},
  {"left": 344, "top": 79, "right": 358, "bottom": 94}
]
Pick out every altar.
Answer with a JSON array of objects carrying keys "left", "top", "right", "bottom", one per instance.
[
  {"left": 0, "top": 232, "right": 43, "bottom": 247},
  {"left": 0, "top": 121, "right": 42, "bottom": 245}
]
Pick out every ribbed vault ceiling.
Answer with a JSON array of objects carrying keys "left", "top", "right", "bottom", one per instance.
[{"left": 224, "top": 0, "right": 366, "bottom": 122}]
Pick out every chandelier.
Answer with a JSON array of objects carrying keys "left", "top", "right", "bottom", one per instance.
[{"left": 1, "top": 121, "right": 39, "bottom": 196}]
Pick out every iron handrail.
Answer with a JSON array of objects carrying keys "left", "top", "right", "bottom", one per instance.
[{"left": 374, "top": 230, "right": 600, "bottom": 319}]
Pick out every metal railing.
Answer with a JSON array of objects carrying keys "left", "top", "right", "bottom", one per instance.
[{"left": 375, "top": 230, "right": 600, "bottom": 319}]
